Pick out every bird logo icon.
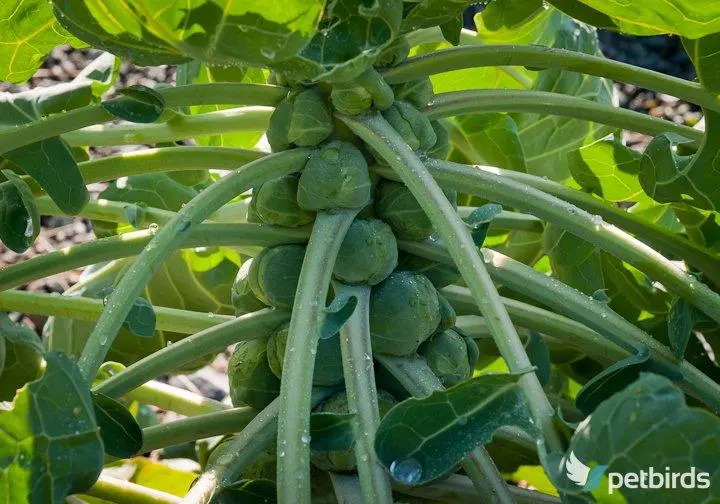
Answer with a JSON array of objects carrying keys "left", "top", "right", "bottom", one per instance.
[{"left": 565, "top": 451, "right": 607, "bottom": 491}]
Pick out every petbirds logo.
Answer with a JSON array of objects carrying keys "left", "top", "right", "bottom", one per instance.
[{"left": 565, "top": 451, "right": 607, "bottom": 492}]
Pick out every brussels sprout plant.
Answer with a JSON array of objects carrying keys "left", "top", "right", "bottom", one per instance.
[{"left": 1, "top": 1, "right": 720, "bottom": 504}]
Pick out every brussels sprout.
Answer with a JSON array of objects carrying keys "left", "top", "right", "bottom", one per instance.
[
  {"left": 420, "top": 327, "right": 479, "bottom": 387},
  {"left": 376, "top": 36, "right": 410, "bottom": 67},
  {"left": 369, "top": 271, "right": 441, "bottom": 355},
  {"left": 392, "top": 78, "right": 434, "bottom": 108},
  {"left": 266, "top": 88, "right": 333, "bottom": 150},
  {"left": 248, "top": 245, "right": 305, "bottom": 309},
  {"left": 397, "top": 252, "right": 460, "bottom": 289},
  {"left": 436, "top": 294, "right": 457, "bottom": 333},
  {"left": 333, "top": 218, "right": 398, "bottom": 286},
  {"left": 311, "top": 390, "right": 397, "bottom": 472},
  {"left": 228, "top": 340, "right": 280, "bottom": 410},
  {"left": 266, "top": 322, "right": 344, "bottom": 386},
  {"left": 375, "top": 179, "right": 457, "bottom": 241},
  {"left": 232, "top": 259, "right": 268, "bottom": 315},
  {"left": 297, "top": 141, "right": 372, "bottom": 211},
  {"left": 254, "top": 175, "right": 315, "bottom": 228},
  {"left": 330, "top": 84, "right": 373, "bottom": 116},
  {"left": 428, "top": 120, "right": 451, "bottom": 159},
  {"left": 381, "top": 100, "right": 436, "bottom": 151}
]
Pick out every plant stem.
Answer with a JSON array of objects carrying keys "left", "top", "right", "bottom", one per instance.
[
  {"left": 0, "top": 289, "right": 234, "bottom": 334},
  {"left": 0, "top": 223, "right": 310, "bottom": 291},
  {"left": 466, "top": 164, "right": 720, "bottom": 285},
  {"left": 64, "top": 107, "right": 272, "bottom": 147},
  {"left": 0, "top": 83, "right": 286, "bottom": 156},
  {"left": 84, "top": 475, "right": 181, "bottom": 504},
  {"left": 125, "top": 380, "right": 227, "bottom": 417},
  {"left": 277, "top": 210, "right": 358, "bottom": 504},
  {"left": 381, "top": 45, "right": 720, "bottom": 113},
  {"left": 442, "top": 286, "right": 627, "bottom": 363},
  {"left": 141, "top": 407, "right": 255, "bottom": 453},
  {"left": 76, "top": 149, "right": 311, "bottom": 382},
  {"left": 35, "top": 196, "right": 177, "bottom": 226},
  {"left": 334, "top": 283, "right": 393, "bottom": 504},
  {"left": 394, "top": 474, "right": 561, "bottom": 504},
  {"left": 418, "top": 158, "right": 720, "bottom": 325},
  {"left": 330, "top": 473, "right": 364, "bottom": 504},
  {"left": 375, "top": 354, "right": 515, "bottom": 504},
  {"left": 400, "top": 240, "right": 720, "bottom": 413},
  {"left": 425, "top": 90, "right": 703, "bottom": 147},
  {"left": 183, "top": 389, "right": 334, "bottom": 504},
  {"left": 95, "top": 309, "right": 290, "bottom": 398},
  {"left": 340, "top": 112, "right": 562, "bottom": 453}
]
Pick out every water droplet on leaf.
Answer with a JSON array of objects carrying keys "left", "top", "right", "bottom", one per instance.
[{"left": 390, "top": 457, "right": 423, "bottom": 484}]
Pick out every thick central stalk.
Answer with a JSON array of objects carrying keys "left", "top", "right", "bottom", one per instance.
[
  {"left": 276, "top": 210, "right": 358, "bottom": 504},
  {"left": 340, "top": 112, "right": 562, "bottom": 453}
]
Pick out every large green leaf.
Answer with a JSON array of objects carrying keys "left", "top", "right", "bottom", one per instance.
[
  {"left": 0, "top": 351, "right": 104, "bottom": 503},
  {"left": 569, "top": 139, "right": 651, "bottom": 204},
  {"left": 0, "top": 0, "right": 83, "bottom": 83},
  {"left": 448, "top": 114, "right": 527, "bottom": 172},
  {"left": 559, "top": 373, "right": 720, "bottom": 501},
  {"left": 569, "top": 0, "right": 720, "bottom": 39},
  {"left": 0, "top": 314, "right": 44, "bottom": 402},
  {"left": 0, "top": 169, "right": 40, "bottom": 253},
  {"left": 276, "top": 0, "right": 403, "bottom": 83},
  {"left": 513, "top": 19, "right": 614, "bottom": 181},
  {"left": 374, "top": 373, "right": 534, "bottom": 485},
  {"left": 52, "top": 0, "right": 324, "bottom": 67}
]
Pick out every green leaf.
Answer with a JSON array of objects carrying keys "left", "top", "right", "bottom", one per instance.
[
  {"left": 602, "top": 255, "right": 671, "bottom": 320},
  {"left": 212, "top": 479, "right": 276, "bottom": 504},
  {"left": 672, "top": 203, "right": 720, "bottom": 249},
  {"left": 102, "top": 85, "right": 165, "bottom": 124},
  {"left": 374, "top": 373, "right": 534, "bottom": 485},
  {"left": 310, "top": 412, "right": 356, "bottom": 452},
  {"left": 439, "top": 17, "right": 463, "bottom": 46},
  {"left": 276, "top": 0, "right": 403, "bottom": 83},
  {"left": 569, "top": 139, "right": 650, "bottom": 204},
  {"left": 544, "top": 0, "right": 618, "bottom": 31},
  {"left": 52, "top": 0, "right": 325, "bottom": 67},
  {"left": 568, "top": 0, "right": 720, "bottom": 38},
  {"left": 0, "top": 351, "right": 103, "bottom": 503},
  {"left": 321, "top": 293, "right": 358, "bottom": 340},
  {"left": 449, "top": 114, "right": 527, "bottom": 172},
  {"left": 575, "top": 346, "right": 651, "bottom": 415},
  {"left": 0, "top": 92, "right": 88, "bottom": 214},
  {"left": 129, "top": 457, "right": 196, "bottom": 496},
  {"left": 465, "top": 203, "right": 503, "bottom": 246},
  {"left": 91, "top": 392, "right": 143, "bottom": 458},
  {"left": 542, "top": 224, "right": 605, "bottom": 296},
  {"left": 0, "top": 169, "right": 39, "bottom": 253},
  {"left": 514, "top": 18, "right": 615, "bottom": 181},
  {"left": 0, "top": 0, "right": 83, "bottom": 83},
  {"left": 75, "top": 52, "right": 120, "bottom": 99},
  {"left": 667, "top": 298, "right": 715, "bottom": 359},
  {"left": 401, "top": 0, "right": 475, "bottom": 34},
  {"left": 561, "top": 373, "right": 720, "bottom": 501},
  {"left": 0, "top": 314, "right": 44, "bottom": 401}
]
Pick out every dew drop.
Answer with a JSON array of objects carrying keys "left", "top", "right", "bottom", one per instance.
[
  {"left": 457, "top": 416, "right": 468, "bottom": 426},
  {"left": 24, "top": 219, "right": 34, "bottom": 238},
  {"left": 389, "top": 457, "right": 423, "bottom": 484},
  {"left": 72, "top": 406, "right": 82, "bottom": 416},
  {"left": 148, "top": 222, "right": 159, "bottom": 234},
  {"left": 301, "top": 434, "right": 311, "bottom": 444}
]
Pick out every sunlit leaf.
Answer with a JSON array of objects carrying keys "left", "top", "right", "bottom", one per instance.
[
  {"left": 374, "top": 373, "right": 534, "bottom": 485},
  {"left": 401, "top": 0, "right": 475, "bottom": 34},
  {"left": 449, "top": 113, "right": 527, "bottom": 172},
  {"left": 0, "top": 0, "right": 83, "bottom": 83},
  {"left": 542, "top": 224, "right": 605, "bottom": 296},
  {"left": 52, "top": 0, "right": 324, "bottom": 67},
  {"left": 0, "top": 352, "right": 103, "bottom": 503}
]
